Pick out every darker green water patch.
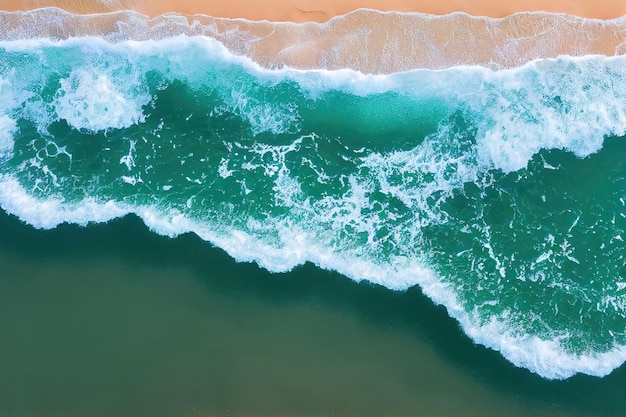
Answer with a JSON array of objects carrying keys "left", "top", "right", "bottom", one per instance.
[{"left": 0, "top": 210, "right": 624, "bottom": 417}]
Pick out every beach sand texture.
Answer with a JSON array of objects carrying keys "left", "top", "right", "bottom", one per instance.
[
  {"left": 5, "top": 0, "right": 626, "bottom": 20},
  {"left": 2, "top": 1, "right": 626, "bottom": 73}
]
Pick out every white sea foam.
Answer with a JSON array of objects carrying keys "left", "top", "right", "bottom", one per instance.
[
  {"left": 54, "top": 67, "right": 150, "bottom": 133},
  {"left": 0, "top": 76, "right": 18, "bottom": 159},
  {"left": 4, "top": 7, "right": 626, "bottom": 74},
  {"left": 287, "top": 54, "right": 626, "bottom": 175},
  {"left": 470, "top": 56, "right": 626, "bottom": 173},
  {"left": 6, "top": 37, "right": 624, "bottom": 167},
  {"left": 0, "top": 115, "right": 16, "bottom": 159},
  {"left": 223, "top": 89, "right": 299, "bottom": 136},
  {"left": 0, "top": 37, "right": 155, "bottom": 135},
  {"left": 1, "top": 172, "right": 625, "bottom": 379},
  {"left": 0, "top": 35, "right": 299, "bottom": 136},
  {"left": 1, "top": 36, "right": 625, "bottom": 380}
]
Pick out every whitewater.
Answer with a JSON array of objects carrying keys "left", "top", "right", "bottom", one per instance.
[{"left": 0, "top": 33, "right": 624, "bottom": 380}]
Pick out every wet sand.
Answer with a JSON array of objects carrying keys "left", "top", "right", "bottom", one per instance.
[
  {"left": 1, "top": 1, "right": 626, "bottom": 73},
  {"left": 2, "top": 8, "right": 626, "bottom": 73},
  {"left": 1, "top": 211, "right": 625, "bottom": 417}
]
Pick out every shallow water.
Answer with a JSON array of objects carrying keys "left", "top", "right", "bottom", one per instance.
[{"left": 0, "top": 212, "right": 625, "bottom": 417}]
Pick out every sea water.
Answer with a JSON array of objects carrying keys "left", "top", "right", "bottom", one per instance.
[{"left": 0, "top": 35, "right": 624, "bottom": 380}]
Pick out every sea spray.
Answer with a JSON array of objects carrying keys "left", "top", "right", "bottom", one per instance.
[{"left": 0, "top": 36, "right": 624, "bottom": 379}]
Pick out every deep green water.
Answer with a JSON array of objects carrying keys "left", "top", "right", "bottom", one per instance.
[
  {"left": 0, "top": 211, "right": 625, "bottom": 417},
  {"left": 0, "top": 35, "right": 625, "bottom": 383}
]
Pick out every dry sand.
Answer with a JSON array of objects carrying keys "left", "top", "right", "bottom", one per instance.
[
  {"left": 4, "top": 0, "right": 626, "bottom": 21},
  {"left": 1, "top": 1, "right": 626, "bottom": 73}
]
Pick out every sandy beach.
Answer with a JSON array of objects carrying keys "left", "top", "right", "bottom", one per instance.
[
  {"left": 2, "top": 1, "right": 626, "bottom": 73},
  {"left": 4, "top": 0, "right": 626, "bottom": 21},
  {"left": 0, "top": 1, "right": 626, "bottom": 73}
]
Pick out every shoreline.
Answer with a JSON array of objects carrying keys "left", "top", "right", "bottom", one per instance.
[
  {"left": 3, "top": 0, "right": 626, "bottom": 21},
  {"left": 1, "top": 4, "right": 626, "bottom": 414},
  {"left": 2, "top": 1, "right": 626, "bottom": 74},
  {"left": 2, "top": 7, "right": 626, "bottom": 73}
]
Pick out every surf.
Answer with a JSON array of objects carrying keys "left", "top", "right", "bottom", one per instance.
[{"left": 0, "top": 34, "right": 624, "bottom": 380}]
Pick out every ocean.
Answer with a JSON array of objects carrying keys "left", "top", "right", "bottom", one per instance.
[{"left": 0, "top": 8, "right": 625, "bottom": 416}]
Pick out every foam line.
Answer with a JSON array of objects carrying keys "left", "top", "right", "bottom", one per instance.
[
  {"left": 0, "top": 35, "right": 624, "bottom": 380},
  {"left": 2, "top": 8, "right": 626, "bottom": 73}
]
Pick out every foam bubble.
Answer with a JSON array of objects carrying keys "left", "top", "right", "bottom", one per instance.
[
  {"left": 0, "top": 75, "right": 18, "bottom": 159},
  {"left": 405, "top": 255, "right": 626, "bottom": 379},
  {"left": 224, "top": 89, "right": 300, "bottom": 136},
  {"left": 0, "top": 115, "right": 16, "bottom": 159},
  {"left": 54, "top": 67, "right": 151, "bottom": 133},
  {"left": 0, "top": 36, "right": 298, "bottom": 136},
  {"left": 0, "top": 173, "right": 427, "bottom": 290},
  {"left": 463, "top": 311, "right": 626, "bottom": 379},
  {"left": 2, "top": 171, "right": 624, "bottom": 379},
  {"left": 470, "top": 55, "right": 626, "bottom": 173},
  {"left": 1, "top": 36, "right": 625, "bottom": 381},
  {"left": 292, "top": 54, "right": 626, "bottom": 176},
  {"left": 0, "top": 175, "right": 128, "bottom": 228}
]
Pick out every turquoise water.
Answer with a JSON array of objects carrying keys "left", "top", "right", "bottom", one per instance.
[{"left": 0, "top": 36, "right": 625, "bottom": 380}]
